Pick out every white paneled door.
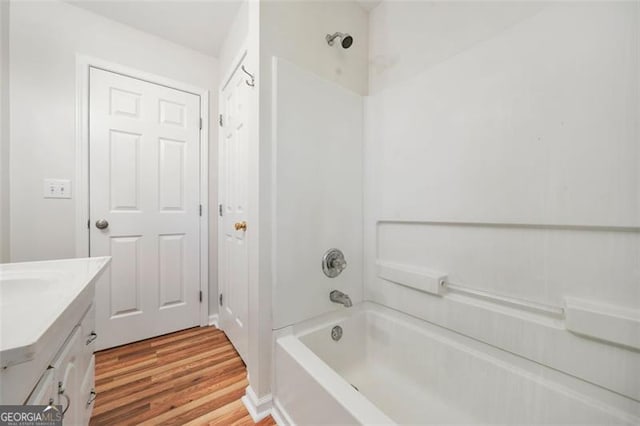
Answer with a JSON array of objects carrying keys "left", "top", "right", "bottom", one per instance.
[
  {"left": 89, "top": 68, "right": 202, "bottom": 350},
  {"left": 218, "top": 60, "right": 249, "bottom": 362}
]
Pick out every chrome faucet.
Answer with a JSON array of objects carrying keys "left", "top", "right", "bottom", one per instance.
[{"left": 330, "top": 290, "right": 352, "bottom": 308}]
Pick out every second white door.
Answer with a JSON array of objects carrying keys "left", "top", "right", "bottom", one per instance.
[
  {"left": 218, "top": 60, "right": 250, "bottom": 362},
  {"left": 89, "top": 67, "right": 202, "bottom": 350}
]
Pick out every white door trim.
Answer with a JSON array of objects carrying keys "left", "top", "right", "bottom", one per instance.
[{"left": 75, "top": 55, "right": 210, "bottom": 327}]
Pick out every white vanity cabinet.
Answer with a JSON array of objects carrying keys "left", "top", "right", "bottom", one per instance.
[
  {"left": 24, "top": 304, "right": 98, "bottom": 425},
  {"left": 0, "top": 257, "right": 110, "bottom": 425}
]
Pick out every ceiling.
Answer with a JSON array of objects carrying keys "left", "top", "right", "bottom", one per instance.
[
  {"left": 68, "top": 0, "right": 379, "bottom": 58},
  {"left": 68, "top": 0, "right": 243, "bottom": 57}
]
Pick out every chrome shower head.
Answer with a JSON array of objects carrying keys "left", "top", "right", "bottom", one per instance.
[
  {"left": 326, "top": 32, "right": 353, "bottom": 49},
  {"left": 341, "top": 34, "right": 353, "bottom": 49}
]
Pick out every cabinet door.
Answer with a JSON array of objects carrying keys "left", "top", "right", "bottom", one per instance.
[
  {"left": 79, "top": 304, "right": 97, "bottom": 424},
  {"left": 79, "top": 303, "right": 97, "bottom": 379},
  {"left": 52, "top": 327, "right": 83, "bottom": 425},
  {"left": 25, "top": 368, "right": 55, "bottom": 406},
  {"left": 80, "top": 356, "right": 96, "bottom": 425}
]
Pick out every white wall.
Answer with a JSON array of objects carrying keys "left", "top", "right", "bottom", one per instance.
[
  {"left": 272, "top": 58, "right": 363, "bottom": 330},
  {"left": 261, "top": 0, "right": 369, "bottom": 96},
  {"left": 9, "top": 1, "right": 219, "bottom": 262},
  {"left": 219, "top": 0, "right": 249, "bottom": 80},
  {"left": 0, "top": 0, "right": 9, "bottom": 263},
  {"left": 365, "top": 1, "right": 639, "bottom": 401},
  {"left": 8, "top": 1, "right": 219, "bottom": 309}
]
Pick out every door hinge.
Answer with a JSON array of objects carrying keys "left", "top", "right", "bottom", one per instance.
[
  {"left": 87, "top": 220, "right": 90, "bottom": 229},
  {"left": 199, "top": 291, "right": 203, "bottom": 303},
  {"left": 219, "top": 114, "right": 223, "bottom": 127},
  {"left": 199, "top": 204, "right": 202, "bottom": 216},
  {"left": 199, "top": 117, "right": 203, "bottom": 130},
  {"left": 218, "top": 204, "right": 223, "bottom": 217},
  {"left": 219, "top": 293, "right": 223, "bottom": 306}
]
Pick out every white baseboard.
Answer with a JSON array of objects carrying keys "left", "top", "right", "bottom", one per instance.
[
  {"left": 241, "top": 385, "right": 272, "bottom": 423},
  {"left": 208, "top": 314, "right": 219, "bottom": 328},
  {"left": 271, "top": 398, "right": 292, "bottom": 426}
]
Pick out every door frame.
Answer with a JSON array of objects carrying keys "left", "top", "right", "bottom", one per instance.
[
  {"left": 74, "top": 55, "right": 210, "bottom": 327},
  {"left": 216, "top": 45, "right": 248, "bottom": 331}
]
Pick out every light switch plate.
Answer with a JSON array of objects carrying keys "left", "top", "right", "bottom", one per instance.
[{"left": 43, "top": 179, "right": 72, "bottom": 199}]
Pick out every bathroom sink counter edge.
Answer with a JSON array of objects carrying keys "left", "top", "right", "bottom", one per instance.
[{"left": 0, "top": 257, "right": 110, "bottom": 404}]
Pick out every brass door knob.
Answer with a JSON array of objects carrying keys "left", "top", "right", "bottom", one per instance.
[{"left": 234, "top": 221, "right": 247, "bottom": 231}]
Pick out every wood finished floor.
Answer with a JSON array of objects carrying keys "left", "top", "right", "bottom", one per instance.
[{"left": 90, "top": 327, "right": 276, "bottom": 426}]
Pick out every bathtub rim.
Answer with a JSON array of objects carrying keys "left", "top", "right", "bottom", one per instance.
[{"left": 275, "top": 333, "right": 395, "bottom": 425}]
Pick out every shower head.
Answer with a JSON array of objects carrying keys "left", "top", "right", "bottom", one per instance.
[
  {"left": 326, "top": 32, "right": 353, "bottom": 49},
  {"left": 341, "top": 34, "right": 353, "bottom": 49}
]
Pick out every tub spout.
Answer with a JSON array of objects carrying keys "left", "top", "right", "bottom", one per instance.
[{"left": 330, "top": 290, "right": 352, "bottom": 308}]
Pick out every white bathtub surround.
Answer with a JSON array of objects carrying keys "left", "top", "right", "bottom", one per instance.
[
  {"left": 0, "top": 256, "right": 110, "bottom": 407},
  {"left": 267, "top": 1, "right": 639, "bottom": 422},
  {"left": 271, "top": 57, "right": 363, "bottom": 329},
  {"left": 274, "top": 302, "right": 640, "bottom": 425},
  {"left": 249, "top": 1, "right": 370, "bottom": 408},
  {"left": 359, "top": 0, "right": 640, "bottom": 423}
]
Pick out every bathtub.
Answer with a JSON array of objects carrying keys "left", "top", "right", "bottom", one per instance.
[{"left": 272, "top": 302, "right": 639, "bottom": 425}]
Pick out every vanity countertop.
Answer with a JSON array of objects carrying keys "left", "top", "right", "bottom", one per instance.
[{"left": 0, "top": 257, "right": 110, "bottom": 367}]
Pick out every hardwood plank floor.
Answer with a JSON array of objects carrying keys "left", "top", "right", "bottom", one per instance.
[{"left": 90, "top": 327, "right": 276, "bottom": 426}]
